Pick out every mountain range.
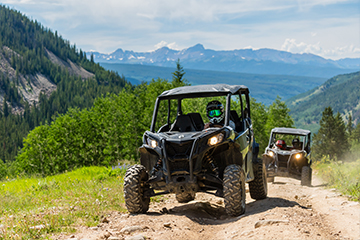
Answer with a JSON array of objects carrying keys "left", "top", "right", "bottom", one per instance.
[{"left": 89, "top": 44, "right": 359, "bottom": 78}]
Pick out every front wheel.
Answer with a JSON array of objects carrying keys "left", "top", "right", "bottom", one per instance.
[
  {"left": 249, "top": 158, "right": 268, "bottom": 200},
  {"left": 301, "top": 166, "right": 312, "bottom": 186},
  {"left": 124, "top": 164, "right": 150, "bottom": 214},
  {"left": 223, "top": 164, "right": 246, "bottom": 216}
]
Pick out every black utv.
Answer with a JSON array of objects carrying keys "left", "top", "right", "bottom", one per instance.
[
  {"left": 263, "top": 127, "right": 312, "bottom": 186},
  {"left": 124, "top": 84, "right": 267, "bottom": 216}
]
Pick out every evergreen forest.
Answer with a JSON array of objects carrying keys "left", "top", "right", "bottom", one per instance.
[{"left": 0, "top": 5, "right": 128, "bottom": 162}]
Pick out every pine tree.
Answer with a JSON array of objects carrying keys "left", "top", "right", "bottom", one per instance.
[
  {"left": 172, "top": 59, "right": 187, "bottom": 86},
  {"left": 352, "top": 123, "right": 360, "bottom": 143},
  {"left": 346, "top": 114, "right": 354, "bottom": 137},
  {"left": 334, "top": 112, "right": 350, "bottom": 158},
  {"left": 313, "top": 107, "right": 349, "bottom": 161},
  {"left": 265, "top": 96, "right": 294, "bottom": 133},
  {"left": 3, "top": 99, "right": 9, "bottom": 118}
]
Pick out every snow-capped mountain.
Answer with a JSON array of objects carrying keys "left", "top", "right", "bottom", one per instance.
[{"left": 88, "top": 44, "right": 359, "bottom": 78}]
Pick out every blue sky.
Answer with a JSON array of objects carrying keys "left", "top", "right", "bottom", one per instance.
[{"left": 2, "top": 0, "right": 360, "bottom": 60}]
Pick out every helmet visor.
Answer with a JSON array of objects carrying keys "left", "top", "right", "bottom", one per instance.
[{"left": 208, "top": 109, "right": 222, "bottom": 117}]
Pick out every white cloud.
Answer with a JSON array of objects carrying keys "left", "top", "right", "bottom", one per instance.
[
  {"left": 2, "top": 0, "right": 359, "bottom": 59},
  {"left": 154, "top": 41, "right": 179, "bottom": 50},
  {"left": 281, "top": 38, "right": 360, "bottom": 59},
  {"left": 154, "top": 41, "right": 168, "bottom": 49}
]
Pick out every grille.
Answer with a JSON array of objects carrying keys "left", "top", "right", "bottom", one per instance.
[
  {"left": 277, "top": 154, "right": 290, "bottom": 168},
  {"left": 165, "top": 141, "right": 193, "bottom": 160},
  {"left": 165, "top": 140, "right": 194, "bottom": 174},
  {"left": 168, "top": 160, "right": 189, "bottom": 173}
]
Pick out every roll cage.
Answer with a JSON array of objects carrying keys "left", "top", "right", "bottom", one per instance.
[{"left": 149, "top": 84, "right": 251, "bottom": 133}]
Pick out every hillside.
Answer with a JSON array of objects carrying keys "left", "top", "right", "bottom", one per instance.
[
  {"left": 90, "top": 44, "right": 359, "bottom": 78},
  {"left": 0, "top": 5, "right": 128, "bottom": 162},
  {"left": 100, "top": 62, "right": 326, "bottom": 105},
  {"left": 287, "top": 71, "right": 360, "bottom": 132}
]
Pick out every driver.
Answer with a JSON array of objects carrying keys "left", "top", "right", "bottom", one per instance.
[
  {"left": 204, "top": 100, "right": 235, "bottom": 129},
  {"left": 292, "top": 138, "right": 301, "bottom": 149},
  {"left": 275, "top": 139, "right": 287, "bottom": 150}
]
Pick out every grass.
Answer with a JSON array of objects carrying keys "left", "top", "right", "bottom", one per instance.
[
  {"left": 314, "top": 158, "right": 360, "bottom": 201},
  {"left": 0, "top": 164, "right": 130, "bottom": 239}
]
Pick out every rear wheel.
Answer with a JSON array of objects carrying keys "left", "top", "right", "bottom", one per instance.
[
  {"left": 176, "top": 192, "right": 196, "bottom": 203},
  {"left": 223, "top": 164, "right": 246, "bottom": 216},
  {"left": 301, "top": 166, "right": 312, "bottom": 186},
  {"left": 124, "top": 164, "right": 150, "bottom": 214},
  {"left": 249, "top": 158, "right": 268, "bottom": 200}
]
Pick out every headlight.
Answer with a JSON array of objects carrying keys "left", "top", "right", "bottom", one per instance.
[
  {"left": 147, "top": 138, "right": 158, "bottom": 148},
  {"left": 295, "top": 153, "right": 302, "bottom": 159},
  {"left": 268, "top": 151, "right": 274, "bottom": 157},
  {"left": 208, "top": 133, "right": 224, "bottom": 146}
]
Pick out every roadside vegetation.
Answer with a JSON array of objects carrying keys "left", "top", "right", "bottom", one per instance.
[
  {"left": 312, "top": 106, "right": 360, "bottom": 201},
  {"left": 0, "top": 165, "right": 128, "bottom": 239},
  {"left": 314, "top": 159, "right": 360, "bottom": 201}
]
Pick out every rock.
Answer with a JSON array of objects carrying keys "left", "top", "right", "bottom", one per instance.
[
  {"left": 104, "top": 231, "right": 111, "bottom": 238},
  {"left": 160, "top": 207, "right": 169, "bottom": 214},
  {"left": 125, "top": 235, "right": 145, "bottom": 240},
  {"left": 254, "top": 220, "right": 289, "bottom": 228},
  {"left": 216, "top": 199, "right": 223, "bottom": 205},
  {"left": 306, "top": 204, "right": 312, "bottom": 208},
  {"left": 347, "top": 202, "right": 359, "bottom": 207},
  {"left": 163, "top": 222, "right": 171, "bottom": 228},
  {"left": 108, "top": 237, "right": 122, "bottom": 240},
  {"left": 326, "top": 193, "right": 341, "bottom": 198},
  {"left": 89, "top": 226, "right": 98, "bottom": 230},
  {"left": 70, "top": 235, "right": 76, "bottom": 238},
  {"left": 102, "top": 217, "right": 110, "bottom": 223},
  {"left": 120, "top": 225, "right": 143, "bottom": 234}
]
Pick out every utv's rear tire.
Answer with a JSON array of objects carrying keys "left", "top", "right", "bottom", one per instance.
[
  {"left": 124, "top": 164, "right": 150, "bottom": 214},
  {"left": 301, "top": 166, "right": 312, "bottom": 186},
  {"left": 176, "top": 192, "right": 196, "bottom": 203},
  {"left": 249, "top": 158, "right": 268, "bottom": 200},
  {"left": 223, "top": 164, "right": 246, "bottom": 216}
]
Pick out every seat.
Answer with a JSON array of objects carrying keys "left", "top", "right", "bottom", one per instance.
[
  {"left": 170, "top": 115, "right": 196, "bottom": 132},
  {"left": 187, "top": 113, "right": 204, "bottom": 131},
  {"left": 230, "top": 110, "right": 243, "bottom": 132}
]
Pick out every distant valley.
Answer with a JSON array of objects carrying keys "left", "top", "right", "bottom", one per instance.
[{"left": 100, "top": 62, "right": 326, "bottom": 105}]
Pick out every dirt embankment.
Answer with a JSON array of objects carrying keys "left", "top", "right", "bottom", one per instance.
[{"left": 55, "top": 175, "right": 360, "bottom": 240}]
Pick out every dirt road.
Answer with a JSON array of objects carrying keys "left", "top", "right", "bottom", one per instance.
[{"left": 56, "top": 175, "right": 360, "bottom": 240}]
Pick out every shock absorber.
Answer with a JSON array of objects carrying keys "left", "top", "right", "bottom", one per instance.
[
  {"left": 150, "top": 158, "right": 163, "bottom": 176},
  {"left": 204, "top": 153, "right": 219, "bottom": 176}
]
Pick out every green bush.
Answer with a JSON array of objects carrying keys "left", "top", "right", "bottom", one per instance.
[{"left": 314, "top": 159, "right": 360, "bottom": 201}]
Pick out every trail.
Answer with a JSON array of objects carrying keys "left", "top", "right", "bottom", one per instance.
[{"left": 55, "top": 174, "right": 360, "bottom": 240}]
